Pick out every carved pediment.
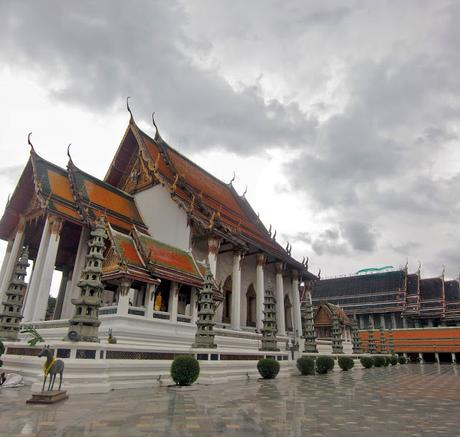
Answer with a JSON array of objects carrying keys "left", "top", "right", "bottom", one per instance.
[{"left": 122, "top": 153, "right": 155, "bottom": 194}]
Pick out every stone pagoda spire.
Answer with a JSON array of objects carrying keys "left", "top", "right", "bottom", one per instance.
[
  {"left": 260, "top": 280, "right": 279, "bottom": 351},
  {"left": 331, "top": 311, "right": 344, "bottom": 354},
  {"left": 0, "top": 247, "right": 29, "bottom": 341},
  {"left": 193, "top": 261, "right": 216, "bottom": 349},
  {"left": 388, "top": 328, "right": 395, "bottom": 354},
  {"left": 351, "top": 321, "right": 361, "bottom": 354},
  {"left": 379, "top": 326, "right": 387, "bottom": 353},
  {"left": 67, "top": 217, "right": 107, "bottom": 342},
  {"left": 367, "top": 320, "right": 377, "bottom": 354},
  {"left": 301, "top": 290, "right": 317, "bottom": 353}
]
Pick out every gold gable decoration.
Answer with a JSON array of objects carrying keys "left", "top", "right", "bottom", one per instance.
[{"left": 122, "top": 152, "right": 155, "bottom": 194}]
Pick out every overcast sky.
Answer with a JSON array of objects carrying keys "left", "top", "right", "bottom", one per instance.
[{"left": 1, "top": 0, "right": 460, "bottom": 282}]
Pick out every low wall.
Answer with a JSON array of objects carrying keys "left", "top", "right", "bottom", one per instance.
[{"left": 359, "top": 327, "right": 460, "bottom": 353}]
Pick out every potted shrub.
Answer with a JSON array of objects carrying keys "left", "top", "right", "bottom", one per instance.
[
  {"left": 170, "top": 355, "right": 200, "bottom": 386},
  {"left": 373, "top": 356, "right": 386, "bottom": 367},
  {"left": 297, "top": 356, "right": 315, "bottom": 375},
  {"left": 316, "top": 356, "right": 335, "bottom": 374},
  {"left": 338, "top": 356, "right": 354, "bottom": 371},
  {"left": 389, "top": 355, "right": 398, "bottom": 366},
  {"left": 360, "top": 356, "right": 374, "bottom": 368},
  {"left": 257, "top": 358, "right": 280, "bottom": 379},
  {"left": 398, "top": 356, "right": 407, "bottom": 365}
]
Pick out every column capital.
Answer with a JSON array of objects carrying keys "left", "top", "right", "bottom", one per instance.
[
  {"left": 256, "top": 253, "right": 266, "bottom": 267},
  {"left": 49, "top": 215, "right": 63, "bottom": 235},
  {"left": 119, "top": 278, "right": 132, "bottom": 295},
  {"left": 275, "top": 262, "right": 284, "bottom": 275},
  {"left": 207, "top": 236, "right": 221, "bottom": 254},
  {"left": 17, "top": 215, "right": 26, "bottom": 233},
  {"left": 291, "top": 269, "right": 300, "bottom": 281}
]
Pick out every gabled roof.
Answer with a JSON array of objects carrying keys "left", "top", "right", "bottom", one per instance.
[
  {"left": 133, "top": 228, "right": 204, "bottom": 288},
  {"left": 314, "top": 301, "right": 353, "bottom": 326},
  {"left": 444, "top": 280, "right": 459, "bottom": 303},
  {"left": 104, "top": 117, "right": 314, "bottom": 277},
  {"left": 0, "top": 149, "right": 148, "bottom": 240},
  {"left": 312, "top": 270, "right": 406, "bottom": 298}
]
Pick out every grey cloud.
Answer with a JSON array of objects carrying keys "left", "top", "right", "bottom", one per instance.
[
  {"left": 340, "top": 221, "right": 377, "bottom": 252},
  {"left": 0, "top": 165, "right": 23, "bottom": 184},
  {"left": 0, "top": 0, "right": 315, "bottom": 155}
]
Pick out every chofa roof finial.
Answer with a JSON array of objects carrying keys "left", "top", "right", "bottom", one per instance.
[
  {"left": 28, "top": 132, "right": 36, "bottom": 154},
  {"left": 229, "top": 171, "right": 236, "bottom": 185},
  {"left": 67, "top": 144, "right": 73, "bottom": 163},
  {"left": 242, "top": 185, "right": 248, "bottom": 197},
  {"left": 152, "top": 112, "right": 162, "bottom": 142},
  {"left": 126, "top": 96, "right": 133, "bottom": 120}
]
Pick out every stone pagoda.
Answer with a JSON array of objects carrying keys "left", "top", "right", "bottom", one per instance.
[
  {"left": 388, "top": 328, "right": 395, "bottom": 354},
  {"left": 331, "top": 312, "right": 344, "bottom": 354},
  {"left": 301, "top": 291, "right": 317, "bottom": 353},
  {"left": 260, "top": 280, "right": 279, "bottom": 351},
  {"left": 67, "top": 217, "right": 107, "bottom": 342},
  {"left": 379, "top": 326, "right": 387, "bottom": 353},
  {"left": 0, "top": 246, "right": 29, "bottom": 341},
  {"left": 193, "top": 262, "right": 216, "bottom": 349},
  {"left": 351, "top": 322, "right": 361, "bottom": 354},
  {"left": 367, "top": 320, "right": 377, "bottom": 354}
]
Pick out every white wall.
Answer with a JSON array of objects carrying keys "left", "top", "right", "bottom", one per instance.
[{"left": 134, "top": 185, "right": 190, "bottom": 250}]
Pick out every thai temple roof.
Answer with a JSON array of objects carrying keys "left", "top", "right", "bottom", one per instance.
[
  {"left": 445, "top": 280, "right": 460, "bottom": 302},
  {"left": 314, "top": 301, "right": 353, "bottom": 326},
  {"left": 0, "top": 150, "right": 148, "bottom": 239},
  {"left": 104, "top": 116, "right": 311, "bottom": 274},
  {"left": 419, "top": 277, "right": 444, "bottom": 300}
]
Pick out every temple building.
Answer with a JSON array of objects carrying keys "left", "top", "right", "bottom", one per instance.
[
  {"left": 311, "top": 267, "right": 460, "bottom": 330},
  {"left": 0, "top": 109, "right": 315, "bottom": 355}
]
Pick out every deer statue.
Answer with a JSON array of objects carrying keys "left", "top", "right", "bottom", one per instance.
[{"left": 38, "top": 345, "right": 64, "bottom": 392}]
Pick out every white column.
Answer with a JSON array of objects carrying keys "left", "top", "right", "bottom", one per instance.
[
  {"left": 275, "top": 262, "right": 286, "bottom": 336},
  {"left": 145, "top": 283, "right": 156, "bottom": 319},
  {"left": 0, "top": 240, "right": 14, "bottom": 289},
  {"left": 291, "top": 270, "right": 303, "bottom": 339},
  {"left": 191, "top": 288, "right": 198, "bottom": 323},
  {"left": 231, "top": 251, "right": 241, "bottom": 330},
  {"left": 117, "top": 279, "right": 132, "bottom": 315},
  {"left": 61, "top": 227, "right": 89, "bottom": 319},
  {"left": 0, "top": 218, "right": 26, "bottom": 303},
  {"left": 207, "top": 236, "right": 220, "bottom": 278},
  {"left": 419, "top": 353, "right": 424, "bottom": 364},
  {"left": 380, "top": 314, "right": 386, "bottom": 329},
  {"left": 369, "top": 314, "right": 375, "bottom": 328},
  {"left": 451, "top": 352, "right": 456, "bottom": 364},
  {"left": 391, "top": 313, "right": 397, "bottom": 329},
  {"left": 22, "top": 217, "right": 51, "bottom": 322},
  {"left": 358, "top": 315, "right": 365, "bottom": 330},
  {"left": 33, "top": 217, "right": 62, "bottom": 321},
  {"left": 53, "top": 268, "right": 70, "bottom": 320},
  {"left": 169, "top": 282, "right": 179, "bottom": 322},
  {"left": 255, "top": 254, "right": 265, "bottom": 331},
  {"left": 435, "top": 352, "right": 440, "bottom": 364}
]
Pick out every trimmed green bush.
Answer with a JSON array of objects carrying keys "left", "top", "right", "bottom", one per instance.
[
  {"left": 338, "top": 356, "right": 354, "bottom": 371},
  {"left": 170, "top": 355, "right": 200, "bottom": 386},
  {"left": 297, "top": 356, "right": 315, "bottom": 375},
  {"left": 257, "top": 358, "right": 280, "bottom": 379},
  {"left": 383, "top": 357, "right": 390, "bottom": 367},
  {"left": 373, "top": 356, "right": 386, "bottom": 367},
  {"left": 389, "top": 355, "right": 398, "bottom": 366},
  {"left": 398, "top": 356, "right": 407, "bottom": 365},
  {"left": 316, "top": 356, "right": 335, "bottom": 374},
  {"left": 360, "top": 356, "right": 374, "bottom": 368}
]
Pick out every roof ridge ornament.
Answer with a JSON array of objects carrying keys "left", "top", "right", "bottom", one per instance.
[
  {"left": 67, "top": 143, "right": 73, "bottom": 164},
  {"left": 126, "top": 96, "right": 134, "bottom": 121},
  {"left": 228, "top": 171, "right": 236, "bottom": 185},
  {"left": 242, "top": 185, "right": 247, "bottom": 198},
  {"left": 28, "top": 132, "right": 36, "bottom": 154},
  {"left": 152, "top": 112, "right": 163, "bottom": 142}
]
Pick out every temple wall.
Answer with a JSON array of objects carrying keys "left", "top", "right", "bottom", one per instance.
[{"left": 134, "top": 185, "right": 190, "bottom": 251}]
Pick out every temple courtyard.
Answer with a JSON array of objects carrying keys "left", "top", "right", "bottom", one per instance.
[{"left": 1, "top": 364, "right": 459, "bottom": 436}]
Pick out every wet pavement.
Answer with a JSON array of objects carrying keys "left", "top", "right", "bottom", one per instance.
[{"left": 1, "top": 364, "right": 460, "bottom": 436}]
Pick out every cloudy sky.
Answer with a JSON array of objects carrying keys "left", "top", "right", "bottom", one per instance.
[{"left": 1, "top": 0, "right": 460, "bottom": 282}]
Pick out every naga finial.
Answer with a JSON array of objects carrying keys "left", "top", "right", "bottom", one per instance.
[
  {"left": 273, "top": 230, "right": 277, "bottom": 240},
  {"left": 126, "top": 96, "right": 133, "bottom": 119},
  {"left": 242, "top": 185, "right": 247, "bottom": 197},
  {"left": 318, "top": 268, "right": 321, "bottom": 279},
  {"left": 229, "top": 171, "right": 236, "bottom": 185},
  {"left": 67, "top": 144, "right": 73, "bottom": 162},
  {"left": 152, "top": 112, "right": 162, "bottom": 142},
  {"left": 28, "top": 132, "right": 36, "bottom": 153}
]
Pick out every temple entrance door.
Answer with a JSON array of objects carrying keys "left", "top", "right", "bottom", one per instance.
[
  {"left": 285, "top": 294, "right": 293, "bottom": 332},
  {"left": 246, "top": 284, "right": 256, "bottom": 327},
  {"left": 222, "top": 276, "right": 232, "bottom": 324}
]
